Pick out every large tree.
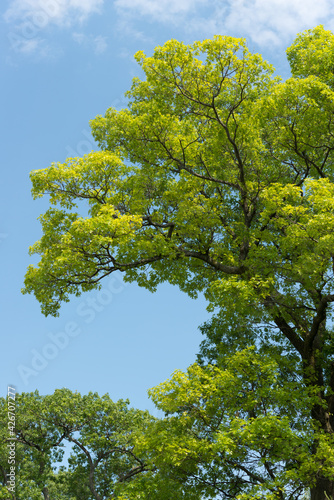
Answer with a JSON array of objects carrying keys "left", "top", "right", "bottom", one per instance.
[{"left": 23, "top": 26, "right": 334, "bottom": 499}]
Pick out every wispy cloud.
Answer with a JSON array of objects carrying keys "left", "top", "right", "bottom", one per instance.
[
  {"left": 4, "top": 0, "right": 104, "bottom": 56},
  {"left": 6, "top": 30, "right": 61, "bottom": 58},
  {"left": 73, "top": 32, "right": 108, "bottom": 53},
  {"left": 115, "top": 0, "right": 334, "bottom": 47},
  {"left": 4, "top": 0, "right": 104, "bottom": 26},
  {"left": 218, "top": 0, "right": 333, "bottom": 46},
  {"left": 11, "top": 36, "right": 43, "bottom": 53},
  {"left": 114, "top": 0, "right": 207, "bottom": 24}
]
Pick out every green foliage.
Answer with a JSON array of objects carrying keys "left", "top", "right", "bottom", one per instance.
[
  {"left": 287, "top": 25, "right": 334, "bottom": 85},
  {"left": 23, "top": 34, "right": 280, "bottom": 316},
  {"left": 145, "top": 347, "right": 322, "bottom": 499},
  {"left": 0, "top": 390, "right": 153, "bottom": 499},
  {"left": 22, "top": 26, "right": 334, "bottom": 498},
  {"left": 0, "top": 390, "right": 204, "bottom": 499}
]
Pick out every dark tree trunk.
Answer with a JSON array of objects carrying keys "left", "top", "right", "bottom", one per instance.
[
  {"left": 308, "top": 389, "right": 334, "bottom": 500},
  {"left": 311, "top": 477, "right": 334, "bottom": 500},
  {"left": 308, "top": 379, "right": 334, "bottom": 500},
  {"left": 301, "top": 320, "right": 334, "bottom": 500},
  {"left": 42, "top": 486, "right": 50, "bottom": 500}
]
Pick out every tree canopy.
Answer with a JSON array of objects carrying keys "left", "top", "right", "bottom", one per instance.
[
  {"left": 22, "top": 25, "right": 334, "bottom": 499},
  {"left": 0, "top": 389, "right": 198, "bottom": 500}
]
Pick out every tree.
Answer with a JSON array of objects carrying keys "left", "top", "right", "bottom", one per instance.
[
  {"left": 0, "top": 391, "right": 68, "bottom": 500},
  {"left": 23, "top": 25, "right": 334, "bottom": 498},
  {"left": 0, "top": 389, "right": 149, "bottom": 499},
  {"left": 145, "top": 347, "right": 325, "bottom": 499},
  {"left": 0, "top": 389, "right": 198, "bottom": 499}
]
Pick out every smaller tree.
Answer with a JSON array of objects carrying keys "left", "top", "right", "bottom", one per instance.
[
  {"left": 0, "top": 390, "right": 152, "bottom": 499},
  {"left": 0, "top": 389, "right": 203, "bottom": 499},
  {"left": 145, "top": 347, "right": 334, "bottom": 499}
]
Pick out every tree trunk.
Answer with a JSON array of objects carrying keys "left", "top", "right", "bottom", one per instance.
[
  {"left": 304, "top": 326, "right": 334, "bottom": 500},
  {"left": 311, "top": 477, "right": 334, "bottom": 500},
  {"left": 42, "top": 486, "right": 50, "bottom": 500},
  {"left": 308, "top": 393, "right": 334, "bottom": 500}
]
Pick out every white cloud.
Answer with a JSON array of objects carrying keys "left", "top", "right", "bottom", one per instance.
[
  {"left": 221, "top": 0, "right": 333, "bottom": 45},
  {"left": 73, "top": 32, "right": 108, "bottom": 53},
  {"left": 93, "top": 35, "right": 107, "bottom": 53},
  {"left": 114, "top": 0, "right": 206, "bottom": 23},
  {"left": 114, "top": 0, "right": 334, "bottom": 47},
  {"left": 13, "top": 37, "right": 42, "bottom": 53},
  {"left": 72, "top": 32, "right": 85, "bottom": 44},
  {"left": 4, "top": 0, "right": 104, "bottom": 56},
  {"left": 6, "top": 33, "right": 61, "bottom": 60},
  {"left": 4, "top": 0, "right": 104, "bottom": 26}
]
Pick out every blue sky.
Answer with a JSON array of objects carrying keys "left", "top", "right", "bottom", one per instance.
[{"left": 1, "top": 0, "right": 334, "bottom": 415}]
